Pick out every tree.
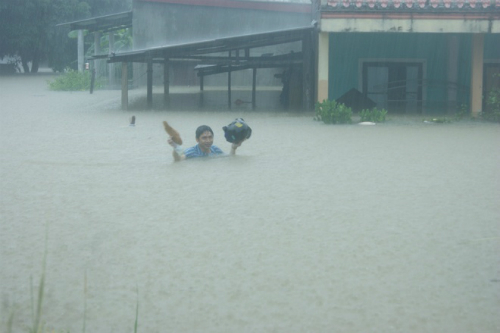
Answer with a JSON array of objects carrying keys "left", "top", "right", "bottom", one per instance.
[{"left": 0, "top": 0, "right": 131, "bottom": 73}]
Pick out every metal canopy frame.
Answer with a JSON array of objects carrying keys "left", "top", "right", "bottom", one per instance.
[
  {"left": 105, "top": 26, "right": 315, "bottom": 63},
  {"left": 94, "top": 26, "right": 317, "bottom": 111},
  {"left": 56, "top": 11, "right": 132, "bottom": 33}
]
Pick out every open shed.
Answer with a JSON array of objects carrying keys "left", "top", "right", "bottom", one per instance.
[{"left": 98, "top": 25, "right": 317, "bottom": 111}]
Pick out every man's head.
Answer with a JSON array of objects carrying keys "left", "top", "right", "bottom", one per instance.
[{"left": 195, "top": 125, "right": 214, "bottom": 153}]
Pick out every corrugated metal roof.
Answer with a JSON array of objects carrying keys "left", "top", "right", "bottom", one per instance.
[
  {"left": 101, "top": 26, "right": 315, "bottom": 63},
  {"left": 56, "top": 11, "right": 132, "bottom": 33}
]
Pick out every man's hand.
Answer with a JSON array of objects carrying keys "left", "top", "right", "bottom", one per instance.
[
  {"left": 230, "top": 140, "right": 244, "bottom": 155},
  {"left": 168, "top": 137, "right": 185, "bottom": 161},
  {"left": 168, "top": 137, "right": 178, "bottom": 148}
]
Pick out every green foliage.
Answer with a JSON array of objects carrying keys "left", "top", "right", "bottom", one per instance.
[
  {"left": 481, "top": 89, "right": 500, "bottom": 123},
  {"left": 0, "top": 0, "right": 89, "bottom": 73},
  {"left": 85, "top": 28, "right": 133, "bottom": 58},
  {"left": 48, "top": 69, "right": 102, "bottom": 91},
  {"left": 0, "top": 0, "right": 132, "bottom": 73},
  {"left": 360, "top": 107, "right": 388, "bottom": 123},
  {"left": 314, "top": 100, "right": 352, "bottom": 124},
  {"left": 454, "top": 103, "right": 469, "bottom": 121}
]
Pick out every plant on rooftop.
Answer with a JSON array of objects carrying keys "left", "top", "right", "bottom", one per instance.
[{"left": 314, "top": 100, "right": 352, "bottom": 124}]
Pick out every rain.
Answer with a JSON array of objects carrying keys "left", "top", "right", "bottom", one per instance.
[{"left": 1, "top": 0, "right": 499, "bottom": 332}]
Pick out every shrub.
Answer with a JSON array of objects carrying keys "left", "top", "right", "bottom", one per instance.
[
  {"left": 454, "top": 103, "right": 469, "bottom": 121},
  {"left": 481, "top": 89, "right": 500, "bottom": 123},
  {"left": 48, "top": 69, "right": 102, "bottom": 91},
  {"left": 359, "top": 107, "right": 388, "bottom": 123},
  {"left": 314, "top": 100, "right": 352, "bottom": 124}
]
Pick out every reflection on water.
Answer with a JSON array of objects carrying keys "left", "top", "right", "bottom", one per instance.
[{"left": 1, "top": 76, "right": 499, "bottom": 332}]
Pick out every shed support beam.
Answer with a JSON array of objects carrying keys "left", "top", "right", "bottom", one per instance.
[
  {"left": 108, "top": 32, "right": 116, "bottom": 88},
  {"left": 228, "top": 51, "right": 232, "bottom": 110},
  {"left": 199, "top": 75, "right": 204, "bottom": 108},
  {"left": 164, "top": 59, "right": 170, "bottom": 109},
  {"left": 78, "top": 30, "right": 84, "bottom": 72},
  {"left": 470, "top": 34, "right": 484, "bottom": 117},
  {"left": 94, "top": 31, "right": 102, "bottom": 78},
  {"left": 147, "top": 57, "right": 153, "bottom": 110},
  {"left": 317, "top": 31, "right": 329, "bottom": 102},
  {"left": 252, "top": 67, "right": 257, "bottom": 110},
  {"left": 121, "top": 62, "right": 128, "bottom": 110}
]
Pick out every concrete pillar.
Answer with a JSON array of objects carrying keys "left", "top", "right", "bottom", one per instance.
[
  {"left": 317, "top": 31, "right": 329, "bottom": 102},
  {"left": 78, "top": 30, "right": 84, "bottom": 72},
  {"left": 447, "top": 35, "right": 459, "bottom": 114},
  {"left": 108, "top": 32, "right": 116, "bottom": 88},
  {"left": 121, "top": 62, "right": 128, "bottom": 110},
  {"left": 470, "top": 34, "right": 484, "bottom": 116}
]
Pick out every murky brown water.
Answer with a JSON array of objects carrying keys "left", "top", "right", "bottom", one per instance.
[{"left": 1, "top": 74, "right": 499, "bottom": 333}]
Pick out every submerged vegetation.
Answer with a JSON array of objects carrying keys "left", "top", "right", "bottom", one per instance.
[
  {"left": 360, "top": 107, "right": 388, "bottom": 123},
  {"left": 48, "top": 69, "right": 102, "bottom": 91},
  {"left": 314, "top": 100, "right": 353, "bottom": 124},
  {"left": 481, "top": 89, "right": 500, "bottom": 123},
  {"left": 314, "top": 100, "right": 391, "bottom": 124}
]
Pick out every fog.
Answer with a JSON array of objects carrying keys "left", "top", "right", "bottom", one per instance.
[{"left": 1, "top": 74, "right": 499, "bottom": 332}]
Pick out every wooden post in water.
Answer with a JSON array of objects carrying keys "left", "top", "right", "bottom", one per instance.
[
  {"left": 90, "top": 68, "right": 95, "bottom": 94},
  {"left": 121, "top": 62, "right": 128, "bottom": 110},
  {"left": 94, "top": 31, "right": 101, "bottom": 78},
  {"left": 108, "top": 32, "right": 116, "bottom": 89},
  {"left": 228, "top": 51, "right": 232, "bottom": 110},
  {"left": 252, "top": 67, "right": 257, "bottom": 110}
]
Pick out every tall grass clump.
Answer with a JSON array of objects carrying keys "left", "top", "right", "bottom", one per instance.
[
  {"left": 314, "top": 100, "right": 352, "bottom": 124},
  {"left": 29, "top": 227, "right": 48, "bottom": 333},
  {"left": 134, "top": 285, "right": 139, "bottom": 333},
  {"left": 48, "top": 69, "right": 102, "bottom": 91},
  {"left": 360, "top": 107, "right": 388, "bottom": 123}
]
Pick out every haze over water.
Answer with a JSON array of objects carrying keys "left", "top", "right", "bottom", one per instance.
[{"left": 1, "top": 74, "right": 499, "bottom": 332}]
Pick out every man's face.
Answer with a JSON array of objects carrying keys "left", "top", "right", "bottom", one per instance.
[{"left": 197, "top": 130, "right": 213, "bottom": 152}]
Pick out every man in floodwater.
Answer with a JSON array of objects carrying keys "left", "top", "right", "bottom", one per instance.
[{"left": 168, "top": 125, "right": 242, "bottom": 161}]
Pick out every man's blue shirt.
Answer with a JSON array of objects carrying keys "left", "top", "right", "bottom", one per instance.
[{"left": 183, "top": 144, "right": 224, "bottom": 159}]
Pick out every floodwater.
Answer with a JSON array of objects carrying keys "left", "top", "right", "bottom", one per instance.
[{"left": 1, "top": 74, "right": 499, "bottom": 333}]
